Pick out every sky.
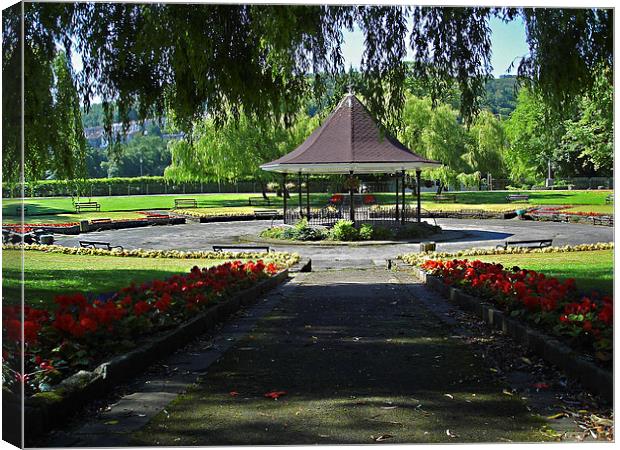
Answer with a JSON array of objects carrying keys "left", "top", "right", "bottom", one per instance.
[{"left": 341, "top": 16, "right": 529, "bottom": 78}]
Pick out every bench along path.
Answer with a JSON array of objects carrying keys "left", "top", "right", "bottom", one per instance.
[{"left": 127, "top": 269, "right": 550, "bottom": 445}]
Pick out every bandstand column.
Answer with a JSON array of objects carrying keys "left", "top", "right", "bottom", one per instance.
[
  {"left": 349, "top": 170, "right": 355, "bottom": 223},
  {"left": 401, "top": 169, "right": 406, "bottom": 224},
  {"left": 395, "top": 173, "right": 400, "bottom": 222},
  {"left": 298, "top": 171, "right": 303, "bottom": 216},
  {"left": 282, "top": 173, "right": 288, "bottom": 224},
  {"left": 305, "top": 174, "right": 310, "bottom": 217},
  {"left": 416, "top": 169, "right": 422, "bottom": 223}
]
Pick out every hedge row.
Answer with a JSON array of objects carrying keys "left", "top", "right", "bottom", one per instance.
[{"left": 2, "top": 176, "right": 268, "bottom": 198}]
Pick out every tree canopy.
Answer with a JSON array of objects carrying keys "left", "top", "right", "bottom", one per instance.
[{"left": 2, "top": 4, "right": 613, "bottom": 183}]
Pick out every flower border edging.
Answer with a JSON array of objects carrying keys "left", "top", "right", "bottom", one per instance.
[
  {"left": 4, "top": 269, "right": 289, "bottom": 443},
  {"left": 410, "top": 266, "right": 612, "bottom": 401}
]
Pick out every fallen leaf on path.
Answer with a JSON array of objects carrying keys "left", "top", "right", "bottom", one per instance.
[
  {"left": 104, "top": 420, "right": 119, "bottom": 425},
  {"left": 380, "top": 405, "right": 398, "bottom": 410},
  {"left": 444, "top": 394, "right": 454, "bottom": 399},
  {"left": 547, "top": 412, "right": 568, "bottom": 420},
  {"left": 446, "top": 429, "right": 458, "bottom": 438},
  {"left": 590, "top": 414, "right": 614, "bottom": 427},
  {"left": 371, "top": 434, "right": 393, "bottom": 442},
  {"left": 264, "top": 391, "right": 287, "bottom": 399},
  {"left": 502, "top": 389, "right": 514, "bottom": 396}
]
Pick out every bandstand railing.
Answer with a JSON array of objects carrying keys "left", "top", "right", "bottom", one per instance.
[{"left": 284, "top": 205, "right": 437, "bottom": 227}]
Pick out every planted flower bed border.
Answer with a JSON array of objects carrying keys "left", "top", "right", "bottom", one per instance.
[
  {"left": 3, "top": 264, "right": 289, "bottom": 442},
  {"left": 3, "top": 243, "right": 300, "bottom": 267},
  {"left": 407, "top": 261, "right": 612, "bottom": 401},
  {"left": 172, "top": 208, "right": 283, "bottom": 223},
  {"left": 2, "top": 216, "right": 187, "bottom": 236}
]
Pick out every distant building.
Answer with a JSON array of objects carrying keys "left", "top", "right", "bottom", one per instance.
[{"left": 84, "top": 119, "right": 185, "bottom": 148}]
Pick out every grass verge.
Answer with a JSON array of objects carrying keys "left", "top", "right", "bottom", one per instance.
[
  {"left": 2, "top": 250, "right": 232, "bottom": 309},
  {"left": 472, "top": 250, "right": 613, "bottom": 295}
]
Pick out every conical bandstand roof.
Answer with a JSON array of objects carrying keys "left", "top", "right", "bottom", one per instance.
[{"left": 260, "top": 94, "right": 442, "bottom": 174}]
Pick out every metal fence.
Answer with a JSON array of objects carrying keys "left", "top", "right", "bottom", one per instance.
[{"left": 284, "top": 204, "right": 436, "bottom": 226}]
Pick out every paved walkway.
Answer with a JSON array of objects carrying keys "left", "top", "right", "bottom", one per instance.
[
  {"left": 55, "top": 218, "right": 613, "bottom": 270},
  {"left": 46, "top": 269, "right": 559, "bottom": 446}
]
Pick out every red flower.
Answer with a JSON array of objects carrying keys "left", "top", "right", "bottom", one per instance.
[
  {"left": 598, "top": 302, "right": 613, "bottom": 325},
  {"left": 264, "top": 391, "right": 287, "bottom": 399},
  {"left": 133, "top": 301, "right": 152, "bottom": 317},
  {"left": 79, "top": 317, "right": 98, "bottom": 333},
  {"left": 154, "top": 293, "right": 172, "bottom": 312}
]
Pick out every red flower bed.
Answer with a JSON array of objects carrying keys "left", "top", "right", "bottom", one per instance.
[
  {"left": 363, "top": 194, "right": 376, "bottom": 205},
  {"left": 2, "top": 260, "right": 279, "bottom": 394},
  {"left": 421, "top": 259, "right": 612, "bottom": 361},
  {"left": 2, "top": 223, "right": 78, "bottom": 233},
  {"left": 329, "top": 194, "right": 344, "bottom": 205}
]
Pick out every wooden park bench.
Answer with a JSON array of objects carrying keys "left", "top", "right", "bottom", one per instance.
[
  {"left": 496, "top": 239, "right": 553, "bottom": 250},
  {"left": 433, "top": 194, "right": 457, "bottom": 203},
  {"left": 79, "top": 240, "right": 123, "bottom": 251},
  {"left": 605, "top": 194, "right": 613, "bottom": 204},
  {"left": 212, "top": 245, "right": 270, "bottom": 253},
  {"left": 254, "top": 209, "right": 279, "bottom": 219},
  {"left": 75, "top": 201, "right": 101, "bottom": 213},
  {"left": 506, "top": 194, "right": 529, "bottom": 202},
  {"left": 174, "top": 198, "right": 198, "bottom": 208},
  {"left": 248, "top": 196, "right": 271, "bottom": 206}
]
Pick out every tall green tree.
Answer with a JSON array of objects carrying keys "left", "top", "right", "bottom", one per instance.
[
  {"left": 561, "top": 65, "right": 613, "bottom": 175},
  {"left": 464, "top": 110, "right": 506, "bottom": 177},
  {"left": 398, "top": 95, "right": 469, "bottom": 192},
  {"left": 165, "top": 113, "right": 319, "bottom": 196}
]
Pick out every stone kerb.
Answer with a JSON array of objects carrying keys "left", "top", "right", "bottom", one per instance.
[{"left": 410, "top": 266, "right": 612, "bottom": 401}]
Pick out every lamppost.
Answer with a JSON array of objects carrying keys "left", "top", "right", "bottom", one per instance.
[
  {"left": 545, "top": 159, "right": 553, "bottom": 188},
  {"left": 139, "top": 157, "right": 143, "bottom": 177}
]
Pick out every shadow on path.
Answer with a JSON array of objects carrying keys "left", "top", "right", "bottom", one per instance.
[{"left": 131, "top": 270, "right": 547, "bottom": 445}]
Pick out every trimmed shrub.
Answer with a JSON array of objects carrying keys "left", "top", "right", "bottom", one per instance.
[{"left": 329, "top": 220, "right": 358, "bottom": 241}]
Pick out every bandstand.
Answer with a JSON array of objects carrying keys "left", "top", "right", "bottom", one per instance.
[{"left": 260, "top": 94, "right": 442, "bottom": 226}]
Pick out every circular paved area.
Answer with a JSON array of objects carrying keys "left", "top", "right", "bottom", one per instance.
[{"left": 54, "top": 218, "right": 613, "bottom": 270}]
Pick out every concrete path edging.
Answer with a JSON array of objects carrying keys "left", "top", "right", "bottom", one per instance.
[{"left": 409, "top": 266, "right": 612, "bottom": 401}]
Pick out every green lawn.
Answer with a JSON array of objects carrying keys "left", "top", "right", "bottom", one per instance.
[
  {"left": 473, "top": 250, "right": 613, "bottom": 295},
  {"left": 426, "top": 189, "right": 612, "bottom": 206},
  {"left": 2, "top": 189, "right": 613, "bottom": 224},
  {"left": 2, "top": 250, "right": 233, "bottom": 309}
]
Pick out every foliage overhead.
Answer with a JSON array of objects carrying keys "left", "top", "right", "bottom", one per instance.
[{"left": 2, "top": 4, "right": 613, "bottom": 182}]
